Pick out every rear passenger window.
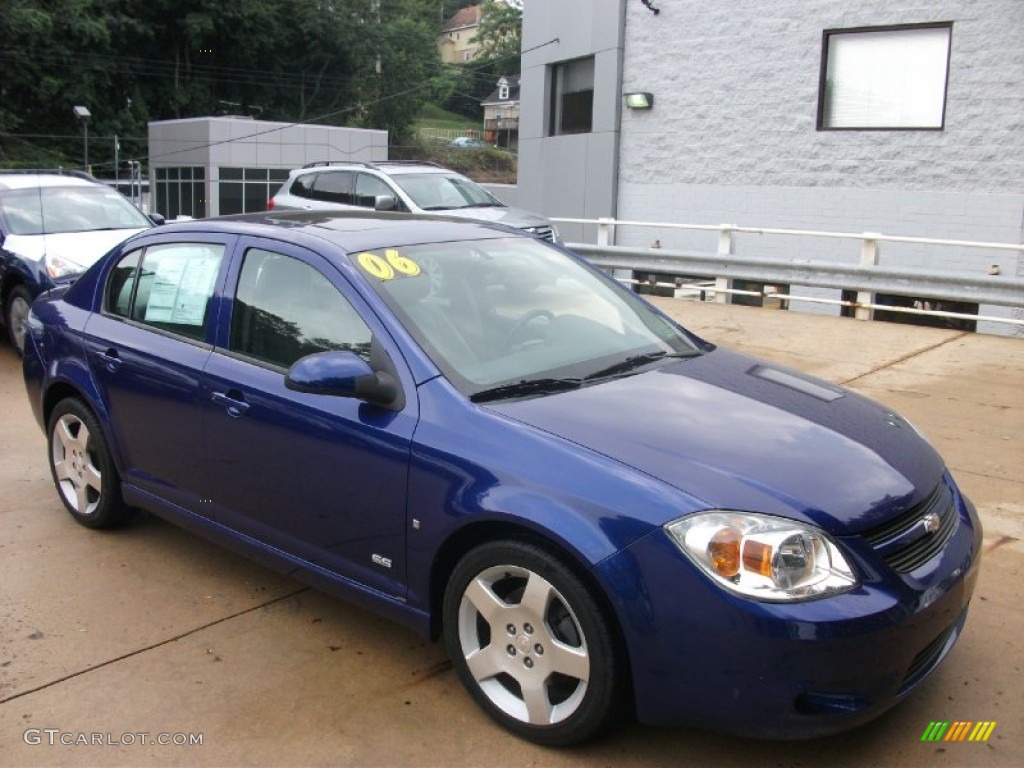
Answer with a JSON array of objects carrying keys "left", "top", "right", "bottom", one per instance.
[
  {"left": 290, "top": 173, "right": 313, "bottom": 198},
  {"left": 106, "top": 250, "right": 142, "bottom": 317},
  {"left": 230, "top": 248, "right": 372, "bottom": 369},
  {"left": 105, "top": 243, "right": 224, "bottom": 341}
]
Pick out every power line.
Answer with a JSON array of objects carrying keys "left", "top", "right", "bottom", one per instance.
[{"left": 137, "top": 38, "right": 558, "bottom": 166}]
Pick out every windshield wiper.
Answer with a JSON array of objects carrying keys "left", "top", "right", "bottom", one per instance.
[
  {"left": 470, "top": 377, "right": 583, "bottom": 403},
  {"left": 461, "top": 202, "right": 504, "bottom": 208},
  {"left": 585, "top": 351, "right": 695, "bottom": 381}
]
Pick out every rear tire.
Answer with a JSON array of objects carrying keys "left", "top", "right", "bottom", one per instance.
[
  {"left": 47, "top": 399, "right": 134, "bottom": 528},
  {"left": 443, "top": 539, "right": 624, "bottom": 746}
]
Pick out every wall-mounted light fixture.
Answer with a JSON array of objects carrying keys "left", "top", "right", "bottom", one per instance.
[{"left": 624, "top": 92, "right": 654, "bottom": 110}]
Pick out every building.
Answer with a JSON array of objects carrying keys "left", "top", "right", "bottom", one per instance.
[
  {"left": 518, "top": 0, "right": 1024, "bottom": 332},
  {"left": 438, "top": 3, "right": 484, "bottom": 64},
  {"left": 482, "top": 75, "right": 520, "bottom": 149},
  {"left": 147, "top": 117, "right": 387, "bottom": 219}
]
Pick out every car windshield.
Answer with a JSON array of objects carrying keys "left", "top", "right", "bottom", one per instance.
[
  {"left": 0, "top": 185, "right": 151, "bottom": 235},
  {"left": 351, "top": 237, "right": 703, "bottom": 400},
  {"left": 390, "top": 173, "right": 504, "bottom": 211}
]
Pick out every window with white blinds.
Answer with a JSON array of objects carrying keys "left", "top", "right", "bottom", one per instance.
[{"left": 818, "top": 23, "right": 952, "bottom": 130}]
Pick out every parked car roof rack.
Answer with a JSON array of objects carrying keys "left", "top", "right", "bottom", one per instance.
[
  {"left": 300, "top": 160, "right": 448, "bottom": 171},
  {"left": 374, "top": 160, "right": 447, "bottom": 169},
  {"left": 301, "top": 161, "right": 380, "bottom": 169}
]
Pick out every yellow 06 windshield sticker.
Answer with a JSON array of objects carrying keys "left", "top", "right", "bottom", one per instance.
[
  {"left": 357, "top": 252, "right": 395, "bottom": 280},
  {"left": 357, "top": 250, "right": 421, "bottom": 280},
  {"left": 385, "top": 248, "right": 421, "bottom": 276}
]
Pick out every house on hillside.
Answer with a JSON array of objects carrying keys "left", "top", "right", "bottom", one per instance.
[
  {"left": 482, "top": 75, "right": 520, "bottom": 149},
  {"left": 518, "top": 0, "right": 1024, "bottom": 334},
  {"left": 438, "top": 3, "right": 484, "bottom": 64}
]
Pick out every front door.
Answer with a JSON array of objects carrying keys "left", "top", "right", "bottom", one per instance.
[{"left": 202, "top": 238, "right": 416, "bottom": 597}]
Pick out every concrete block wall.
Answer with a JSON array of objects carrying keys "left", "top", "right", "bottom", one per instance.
[
  {"left": 612, "top": 0, "right": 1024, "bottom": 334},
  {"left": 149, "top": 117, "right": 388, "bottom": 217}
]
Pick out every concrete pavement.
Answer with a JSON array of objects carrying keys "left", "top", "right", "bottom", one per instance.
[{"left": 0, "top": 300, "right": 1021, "bottom": 767}]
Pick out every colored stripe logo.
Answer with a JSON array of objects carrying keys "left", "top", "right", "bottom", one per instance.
[{"left": 921, "top": 721, "right": 996, "bottom": 742}]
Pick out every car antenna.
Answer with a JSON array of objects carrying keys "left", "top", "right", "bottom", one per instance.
[{"left": 37, "top": 174, "right": 49, "bottom": 236}]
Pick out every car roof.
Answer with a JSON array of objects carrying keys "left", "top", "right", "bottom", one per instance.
[
  {"left": 153, "top": 210, "right": 522, "bottom": 253},
  {"left": 0, "top": 170, "right": 103, "bottom": 190}
]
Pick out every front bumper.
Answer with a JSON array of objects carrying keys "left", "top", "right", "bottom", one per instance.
[{"left": 597, "top": 475, "right": 982, "bottom": 738}]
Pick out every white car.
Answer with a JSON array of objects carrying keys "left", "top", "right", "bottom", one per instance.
[
  {"left": 0, "top": 170, "right": 157, "bottom": 353},
  {"left": 269, "top": 161, "right": 558, "bottom": 242}
]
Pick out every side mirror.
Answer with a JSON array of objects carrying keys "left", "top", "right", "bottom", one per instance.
[
  {"left": 374, "top": 195, "right": 397, "bottom": 212},
  {"left": 149, "top": 213, "right": 166, "bottom": 226},
  {"left": 285, "top": 351, "right": 400, "bottom": 409}
]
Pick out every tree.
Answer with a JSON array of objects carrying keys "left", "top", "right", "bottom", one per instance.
[
  {"left": 0, "top": 0, "right": 447, "bottom": 165},
  {"left": 473, "top": 0, "right": 521, "bottom": 71},
  {"left": 439, "top": 1, "right": 522, "bottom": 121}
]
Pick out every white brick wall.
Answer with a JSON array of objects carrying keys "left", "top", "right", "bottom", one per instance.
[{"left": 612, "top": 0, "right": 1023, "bottom": 334}]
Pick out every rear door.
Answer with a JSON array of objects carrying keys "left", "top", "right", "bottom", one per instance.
[
  {"left": 202, "top": 237, "right": 417, "bottom": 597},
  {"left": 84, "top": 235, "right": 231, "bottom": 511}
]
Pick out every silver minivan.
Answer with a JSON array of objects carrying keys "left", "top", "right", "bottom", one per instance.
[{"left": 269, "top": 161, "right": 559, "bottom": 242}]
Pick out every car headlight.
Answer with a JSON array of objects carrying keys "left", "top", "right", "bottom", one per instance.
[
  {"left": 45, "top": 253, "right": 84, "bottom": 279},
  {"left": 665, "top": 511, "right": 858, "bottom": 601}
]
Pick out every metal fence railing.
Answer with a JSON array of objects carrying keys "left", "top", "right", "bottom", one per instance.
[{"left": 553, "top": 217, "right": 1024, "bottom": 330}]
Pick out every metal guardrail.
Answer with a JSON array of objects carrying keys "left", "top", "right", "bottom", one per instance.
[{"left": 553, "top": 217, "right": 1024, "bottom": 328}]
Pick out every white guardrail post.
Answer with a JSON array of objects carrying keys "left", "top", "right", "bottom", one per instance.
[
  {"left": 596, "top": 217, "right": 615, "bottom": 246},
  {"left": 715, "top": 224, "right": 735, "bottom": 304},
  {"left": 857, "top": 233, "right": 880, "bottom": 321}
]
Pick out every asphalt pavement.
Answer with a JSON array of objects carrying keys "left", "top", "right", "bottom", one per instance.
[{"left": 0, "top": 299, "right": 1021, "bottom": 767}]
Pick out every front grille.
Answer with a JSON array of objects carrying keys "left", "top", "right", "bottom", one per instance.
[
  {"left": 862, "top": 484, "right": 958, "bottom": 573},
  {"left": 523, "top": 225, "right": 556, "bottom": 242}
]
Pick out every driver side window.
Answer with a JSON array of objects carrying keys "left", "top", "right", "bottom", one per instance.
[
  {"left": 354, "top": 173, "right": 399, "bottom": 209},
  {"left": 230, "top": 248, "right": 372, "bottom": 369}
]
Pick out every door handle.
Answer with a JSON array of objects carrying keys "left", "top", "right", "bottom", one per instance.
[
  {"left": 98, "top": 348, "right": 122, "bottom": 372},
  {"left": 211, "top": 390, "right": 251, "bottom": 417}
]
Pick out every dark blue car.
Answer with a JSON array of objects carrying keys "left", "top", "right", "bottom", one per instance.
[{"left": 22, "top": 211, "right": 981, "bottom": 746}]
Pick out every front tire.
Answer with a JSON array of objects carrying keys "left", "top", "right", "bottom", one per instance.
[
  {"left": 443, "top": 539, "right": 624, "bottom": 746},
  {"left": 47, "top": 399, "right": 133, "bottom": 528},
  {"left": 4, "top": 284, "right": 32, "bottom": 355}
]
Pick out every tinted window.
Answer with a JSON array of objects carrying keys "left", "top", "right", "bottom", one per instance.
[
  {"left": 105, "top": 243, "right": 224, "bottom": 341},
  {"left": 290, "top": 173, "right": 314, "bottom": 198},
  {"left": 230, "top": 248, "right": 372, "bottom": 368},
  {"left": 550, "top": 57, "right": 594, "bottom": 136},
  {"left": 310, "top": 171, "right": 355, "bottom": 205},
  {"left": 106, "top": 250, "right": 142, "bottom": 318}
]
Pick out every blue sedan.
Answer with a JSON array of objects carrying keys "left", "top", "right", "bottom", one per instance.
[{"left": 22, "top": 212, "right": 981, "bottom": 746}]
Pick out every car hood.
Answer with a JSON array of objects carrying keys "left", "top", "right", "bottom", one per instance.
[
  {"left": 4, "top": 229, "right": 147, "bottom": 271},
  {"left": 437, "top": 205, "right": 552, "bottom": 231},
  {"left": 488, "top": 348, "right": 945, "bottom": 535}
]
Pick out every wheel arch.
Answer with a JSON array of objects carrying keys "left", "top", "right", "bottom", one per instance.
[
  {"left": 427, "top": 519, "right": 636, "bottom": 710},
  {"left": 40, "top": 371, "right": 122, "bottom": 475}
]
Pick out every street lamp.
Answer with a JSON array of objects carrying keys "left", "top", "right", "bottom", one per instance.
[{"left": 72, "top": 105, "right": 91, "bottom": 172}]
